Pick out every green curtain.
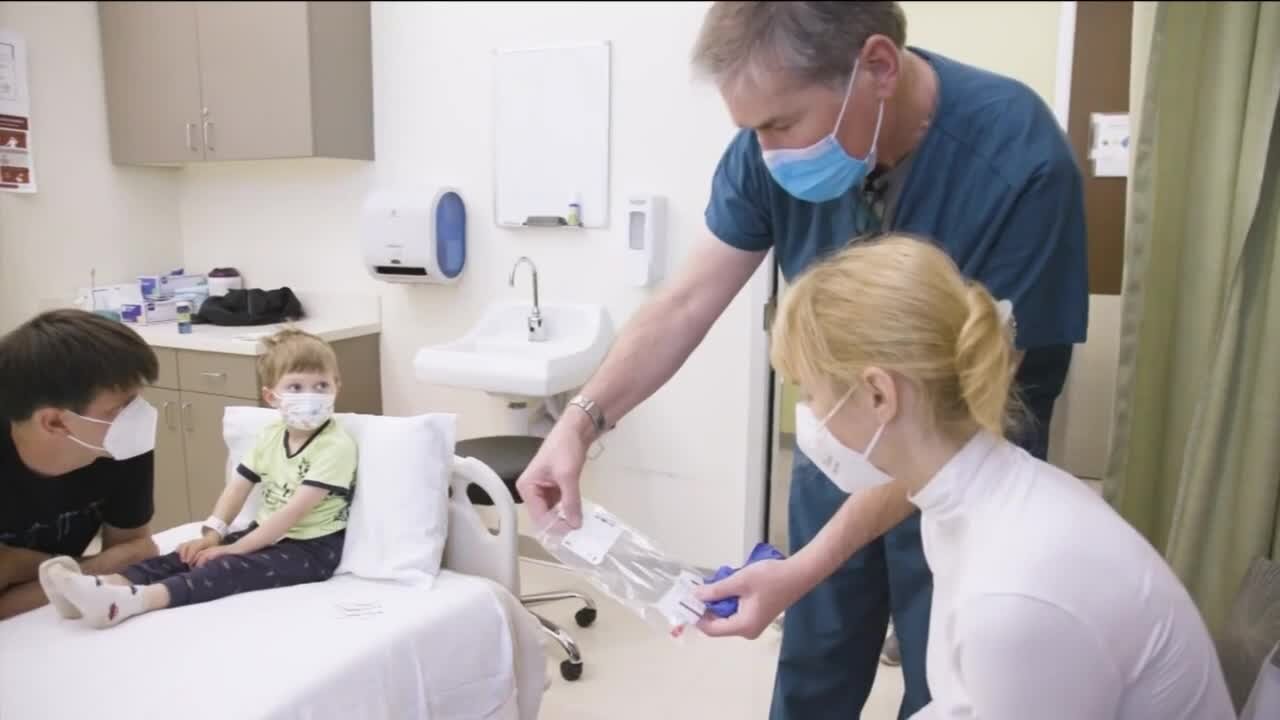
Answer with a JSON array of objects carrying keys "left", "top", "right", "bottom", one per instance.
[{"left": 1105, "top": 0, "right": 1280, "bottom": 636}]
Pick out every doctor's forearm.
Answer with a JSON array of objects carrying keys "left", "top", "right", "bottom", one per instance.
[
  {"left": 576, "top": 293, "right": 712, "bottom": 434},
  {"left": 793, "top": 483, "right": 915, "bottom": 586}
]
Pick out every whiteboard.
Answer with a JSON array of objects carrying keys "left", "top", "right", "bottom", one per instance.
[{"left": 493, "top": 42, "right": 611, "bottom": 228}]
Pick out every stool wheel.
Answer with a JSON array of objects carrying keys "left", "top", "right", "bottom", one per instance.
[
  {"left": 574, "top": 607, "right": 597, "bottom": 628},
  {"left": 560, "top": 659, "right": 584, "bottom": 681}
]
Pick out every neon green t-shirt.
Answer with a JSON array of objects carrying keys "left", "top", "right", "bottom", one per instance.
[{"left": 235, "top": 419, "right": 357, "bottom": 540}]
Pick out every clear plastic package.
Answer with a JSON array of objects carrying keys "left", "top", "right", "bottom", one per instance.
[{"left": 533, "top": 499, "right": 707, "bottom": 638}]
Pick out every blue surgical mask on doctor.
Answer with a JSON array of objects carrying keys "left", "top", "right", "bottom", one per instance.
[
  {"left": 762, "top": 58, "right": 885, "bottom": 203},
  {"left": 794, "top": 386, "right": 892, "bottom": 494}
]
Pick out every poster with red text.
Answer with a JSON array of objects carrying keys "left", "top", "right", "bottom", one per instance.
[{"left": 0, "top": 29, "right": 35, "bottom": 193}]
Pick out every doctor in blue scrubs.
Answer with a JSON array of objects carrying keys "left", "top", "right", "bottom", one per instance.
[{"left": 516, "top": 3, "right": 1087, "bottom": 718}]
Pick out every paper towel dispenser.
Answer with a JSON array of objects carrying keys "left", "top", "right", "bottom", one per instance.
[{"left": 360, "top": 188, "right": 467, "bottom": 284}]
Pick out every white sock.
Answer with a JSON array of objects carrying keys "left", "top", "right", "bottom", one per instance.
[
  {"left": 57, "top": 574, "right": 149, "bottom": 629},
  {"left": 38, "top": 557, "right": 83, "bottom": 619}
]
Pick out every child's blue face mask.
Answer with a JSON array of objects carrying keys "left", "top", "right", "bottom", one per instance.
[{"left": 761, "top": 59, "right": 884, "bottom": 204}]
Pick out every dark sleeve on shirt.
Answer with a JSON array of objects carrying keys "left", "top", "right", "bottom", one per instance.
[
  {"left": 236, "top": 464, "right": 261, "bottom": 483},
  {"left": 705, "top": 129, "right": 775, "bottom": 252},
  {"left": 101, "top": 452, "right": 155, "bottom": 530},
  {"left": 980, "top": 149, "right": 1089, "bottom": 350}
]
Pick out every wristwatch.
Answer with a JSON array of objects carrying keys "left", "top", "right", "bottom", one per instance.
[{"left": 568, "top": 394, "right": 610, "bottom": 435}]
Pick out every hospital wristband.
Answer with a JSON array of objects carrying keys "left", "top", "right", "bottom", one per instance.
[{"left": 202, "top": 516, "right": 229, "bottom": 539}]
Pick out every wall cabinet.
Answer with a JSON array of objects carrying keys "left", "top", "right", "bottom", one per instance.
[
  {"left": 144, "top": 336, "right": 381, "bottom": 529},
  {"left": 98, "top": 1, "right": 373, "bottom": 165}
]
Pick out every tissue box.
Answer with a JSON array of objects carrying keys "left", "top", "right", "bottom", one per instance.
[
  {"left": 77, "top": 283, "right": 142, "bottom": 312},
  {"left": 140, "top": 273, "right": 208, "bottom": 300},
  {"left": 120, "top": 299, "right": 178, "bottom": 325}
]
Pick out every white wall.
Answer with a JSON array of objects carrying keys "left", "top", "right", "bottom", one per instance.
[
  {"left": 178, "top": 1, "right": 756, "bottom": 566},
  {"left": 0, "top": 1, "right": 181, "bottom": 332},
  {"left": 902, "top": 1, "right": 1063, "bottom": 106}
]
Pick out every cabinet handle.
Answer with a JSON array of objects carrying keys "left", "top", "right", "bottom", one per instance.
[
  {"left": 203, "top": 121, "right": 214, "bottom": 152},
  {"left": 201, "top": 371, "right": 227, "bottom": 380},
  {"left": 185, "top": 123, "right": 197, "bottom": 152},
  {"left": 181, "top": 402, "right": 194, "bottom": 432},
  {"left": 163, "top": 401, "right": 176, "bottom": 430}
]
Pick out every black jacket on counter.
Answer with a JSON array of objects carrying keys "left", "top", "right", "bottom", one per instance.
[{"left": 195, "top": 288, "right": 304, "bottom": 326}]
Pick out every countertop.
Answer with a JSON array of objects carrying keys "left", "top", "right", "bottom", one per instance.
[
  {"left": 129, "top": 317, "right": 380, "bottom": 355},
  {"left": 126, "top": 292, "right": 381, "bottom": 356}
]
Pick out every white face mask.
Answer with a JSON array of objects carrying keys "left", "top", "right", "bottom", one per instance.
[
  {"left": 794, "top": 388, "right": 891, "bottom": 494},
  {"left": 275, "top": 393, "right": 335, "bottom": 431},
  {"left": 67, "top": 395, "right": 158, "bottom": 461}
]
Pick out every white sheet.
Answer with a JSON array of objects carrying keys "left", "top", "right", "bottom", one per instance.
[{"left": 0, "top": 525, "right": 546, "bottom": 720}]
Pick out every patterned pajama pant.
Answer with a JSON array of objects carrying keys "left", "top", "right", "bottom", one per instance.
[{"left": 121, "top": 526, "right": 345, "bottom": 607}]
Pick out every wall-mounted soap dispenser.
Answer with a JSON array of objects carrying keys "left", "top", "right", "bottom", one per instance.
[
  {"left": 625, "top": 194, "right": 665, "bottom": 288},
  {"left": 361, "top": 188, "right": 467, "bottom": 284}
]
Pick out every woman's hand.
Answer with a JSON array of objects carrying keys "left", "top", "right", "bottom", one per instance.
[
  {"left": 177, "top": 535, "right": 219, "bottom": 565},
  {"left": 192, "top": 544, "right": 240, "bottom": 568},
  {"left": 694, "top": 558, "right": 813, "bottom": 640}
]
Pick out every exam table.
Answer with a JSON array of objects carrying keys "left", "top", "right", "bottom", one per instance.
[{"left": 0, "top": 455, "right": 547, "bottom": 720}]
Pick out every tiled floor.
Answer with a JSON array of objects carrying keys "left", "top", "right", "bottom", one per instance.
[{"left": 522, "top": 560, "right": 906, "bottom": 720}]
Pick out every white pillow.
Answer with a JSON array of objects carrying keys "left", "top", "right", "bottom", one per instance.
[
  {"left": 222, "top": 408, "right": 270, "bottom": 531},
  {"left": 221, "top": 406, "right": 457, "bottom": 586}
]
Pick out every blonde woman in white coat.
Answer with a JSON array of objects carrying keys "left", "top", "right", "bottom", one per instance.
[{"left": 697, "top": 234, "right": 1234, "bottom": 720}]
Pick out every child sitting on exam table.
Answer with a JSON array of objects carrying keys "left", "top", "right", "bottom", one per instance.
[{"left": 40, "top": 329, "right": 357, "bottom": 628}]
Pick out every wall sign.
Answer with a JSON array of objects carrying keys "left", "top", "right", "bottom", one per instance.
[{"left": 0, "top": 29, "right": 36, "bottom": 194}]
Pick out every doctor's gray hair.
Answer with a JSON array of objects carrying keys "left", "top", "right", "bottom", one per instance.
[{"left": 692, "top": 1, "right": 908, "bottom": 91}]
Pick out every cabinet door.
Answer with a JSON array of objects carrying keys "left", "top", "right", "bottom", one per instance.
[
  {"left": 194, "top": 1, "right": 313, "bottom": 160},
  {"left": 98, "top": 1, "right": 205, "bottom": 164},
  {"left": 180, "top": 391, "right": 255, "bottom": 521},
  {"left": 142, "top": 387, "right": 191, "bottom": 530}
]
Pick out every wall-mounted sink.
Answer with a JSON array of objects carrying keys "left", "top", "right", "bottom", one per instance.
[{"left": 414, "top": 301, "right": 614, "bottom": 398}]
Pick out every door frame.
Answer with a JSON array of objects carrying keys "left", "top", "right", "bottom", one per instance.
[
  {"left": 741, "top": 251, "right": 776, "bottom": 555},
  {"left": 1055, "top": 1, "right": 1078, "bottom": 131}
]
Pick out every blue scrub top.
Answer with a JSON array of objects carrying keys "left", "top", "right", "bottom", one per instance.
[{"left": 705, "top": 49, "right": 1088, "bottom": 351}]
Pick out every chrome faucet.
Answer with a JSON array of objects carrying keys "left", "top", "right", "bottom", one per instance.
[{"left": 509, "top": 256, "right": 547, "bottom": 342}]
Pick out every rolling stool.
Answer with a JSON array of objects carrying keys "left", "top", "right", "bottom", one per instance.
[{"left": 457, "top": 435, "right": 598, "bottom": 682}]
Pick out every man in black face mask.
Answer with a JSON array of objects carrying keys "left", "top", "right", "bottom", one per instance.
[{"left": 0, "top": 309, "right": 161, "bottom": 620}]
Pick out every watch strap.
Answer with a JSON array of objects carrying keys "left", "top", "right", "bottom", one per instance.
[{"left": 569, "top": 395, "right": 609, "bottom": 434}]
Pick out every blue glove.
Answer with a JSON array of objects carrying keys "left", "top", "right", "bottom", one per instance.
[{"left": 703, "top": 542, "right": 787, "bottom": 618}]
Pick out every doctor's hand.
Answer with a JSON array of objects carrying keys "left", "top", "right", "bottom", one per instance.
[
  {"left": 694, "top": 558, "right": 810, "bottom": 640},
  {"left": 515, "top": 408, "right": 594, "bottom": 529}
]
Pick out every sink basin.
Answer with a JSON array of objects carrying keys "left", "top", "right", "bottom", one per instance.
[{"left": 414, "top": 301, "right": 614, "bottom": 397}]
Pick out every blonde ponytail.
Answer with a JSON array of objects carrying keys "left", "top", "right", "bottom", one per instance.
[
  {"left": 772, "top": 233, "right": 1018, "bottom": 440},
  {"left": 955, "top": 284, "right": 1015, "bottom": 437}
]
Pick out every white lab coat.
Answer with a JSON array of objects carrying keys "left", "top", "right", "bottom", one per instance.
[{"left": 907, "top": 432, "right": 1234, "bottom": 720}]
